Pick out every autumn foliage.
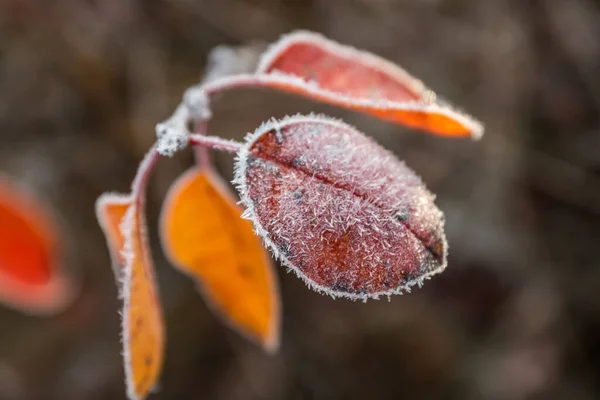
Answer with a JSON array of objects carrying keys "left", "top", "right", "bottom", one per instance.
[{"left": 93, "top": 31, "right": 483, "bottom": 400}]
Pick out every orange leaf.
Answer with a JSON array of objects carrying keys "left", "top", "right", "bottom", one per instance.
[
  {"left": 95, "top": 193, "right": 131, "bottom": 278},
  {"left": 96, "top": 148, "right": 165, "bottom": 400},
  {"left": 0, "top": 174, "right": 74, "bottom": 315},
  {"left": 256, "top": 31, "right": 483, "bottom": 139},
  {"left": 121, "top": 200, "right": 165, "bottom": 400},
  {"left": 160, "top": 167, "right": 281, "bottom": 352}
]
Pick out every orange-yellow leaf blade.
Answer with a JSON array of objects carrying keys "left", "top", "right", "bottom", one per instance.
[
  {"left": 160, "top": 168, "right": 281, "bottom": 352},
  {"left": 121, "top": 202, "right": 165, "bottom": 400},
  {"left": 95, "top": 193, "right": 131, "bottom": 277},
  {"left": 0, "top": 175, "right": 74, "bottom": 315},
  {"left": 96, "top": 147, "right": 165, "bottom": 400},
  {"left": 256, "top": 31, "right": 483, "bottom": 139}
]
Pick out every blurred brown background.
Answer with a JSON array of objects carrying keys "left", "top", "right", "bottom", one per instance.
[{"left": 1, "top": 0, "right": 599, "bottom": 399}]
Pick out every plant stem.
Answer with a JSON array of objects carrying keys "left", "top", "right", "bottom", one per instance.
[
  {"left": 189, "top": 134, "right": 243, "bottom": 154},
  {"left": 131, "top": 144, "right": 161, "bottom": 206},
  {"left": 191, "top": 120, "right": 213, "bottom": 170},
  {"left": 201, "top": 73, "right": 297, "bottom": 96},
  {"left": 158, "top": 74, "right": 291, "bottom": 158}
]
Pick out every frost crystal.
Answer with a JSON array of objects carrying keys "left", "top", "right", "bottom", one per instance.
[
  {"left": 156, "top": 123, "right": 188, "bottom": 157},
  {"left": 155, "top": 104, "right": 189, "bottom": 157},
  {"left": 234, "top": 114, "right": 448, "bottom": 300}
]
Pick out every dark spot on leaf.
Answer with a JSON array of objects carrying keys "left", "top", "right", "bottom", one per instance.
[
  {"left": 395, "top": 208, "right": 409, "bottom": 222},
  {"left": 291, "top": 157, "right": 305, "bottom": 168},
  {"left": 428, "top": 234, "right": 445, "bottom": 263},
  {"left": 332, "top": 280, "right": 354, "bottom": 294},
  {"left": 417, "top": 251, "right": 441, "bottom": 277},
  {"left": 278, "top": 241, "right": 293, "bottom": 258},
  {"left": 292, "top": 189, "right": 304, "bottom": 202},
  {"left": 238, "top": 264, "right": 253, "bottom": 279}
]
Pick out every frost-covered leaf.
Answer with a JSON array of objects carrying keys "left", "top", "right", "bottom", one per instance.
[
  {"left": 256, "top": 31, "right": 483, "bottom": 139},
  {"left": 234, "top": 114, "right": 447, "bottom": 300},
  {"left": 0, "top": 174, "right": 75, "bottom": 314},
  {"left": 95, "top": 192, "right": 131, "bottom": 279},
  {"left": 100, "top": 149, "right": 165, "bottom": 400},
  {"left": 121, "top": 198, "right": 165, "bottom": 400},
  {"left": 160, "top": 167, "right": 281, "bottom": 352},
  {"left": 258, "top": 31, "right": 426, "bottom": 102}
]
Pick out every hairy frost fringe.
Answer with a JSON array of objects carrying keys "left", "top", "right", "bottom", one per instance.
[{"left": 233, "top": 114, "right": 449, "bottom": 302}]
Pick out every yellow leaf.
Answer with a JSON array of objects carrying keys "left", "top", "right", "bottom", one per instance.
[{"left": 160, "top": 168, "right": 281, "bottom": 352}]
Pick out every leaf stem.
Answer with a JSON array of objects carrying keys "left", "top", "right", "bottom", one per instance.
[
  {"left": 189, "top": 134, "right": 243, "bottom": 154},
  {"left": 156, "top": 74, "right": 291, "bottom": 158},
  {"left": 200, "top": 73, "right": 308, "bottom": 97},
  {"left": 191, "top": 120, "right": 213, "bottom": 170},
  {"left": 131, "top": 144, "right": 161, "bottom": 206}
]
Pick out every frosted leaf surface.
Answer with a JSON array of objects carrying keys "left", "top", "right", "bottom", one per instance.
[
  {"left": 258, "top": 31, "right": 428, "bottom": 103},
  {"left": 234, "top": 115, "right": 447, "bottom": 299},
  {"left": 254, "top": 31, "right": 483, "bottom": 139}
]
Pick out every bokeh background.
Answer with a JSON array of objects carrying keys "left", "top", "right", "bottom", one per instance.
[{"left": 1, "top": 0, "right": 600, "bottom": 399}]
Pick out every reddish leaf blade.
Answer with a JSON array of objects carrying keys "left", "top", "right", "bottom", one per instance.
[
  {"left": 258, "top": 31, "right": 425, "bottom": 102},
  {"left": 234, "top": 115, "right": 447, "bottom": 300},
  {"left": 0, "top": 175, "right": 74, "bottom": 314},
  {"left": 160, "top": 167, "right": 281, "bottom": 352},
  {"left": 95, "top": 193, "right": 131, "bottom": 278},
  {"left": 256, "top": 31, "right": 483, "bottom": 139}
]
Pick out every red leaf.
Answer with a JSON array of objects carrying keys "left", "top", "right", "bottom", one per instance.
[
  {"left": 258, "top": 31, "right": 424, "bottom": 102},
  {"left": 0, "top": 175, "right": 75, "bottom": 314},
  {"left": 234, "top": 115, "right": 447, "bottom": 300},
  {"left": 256, "top": 31, "right": 482, "bottom": 139}
]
